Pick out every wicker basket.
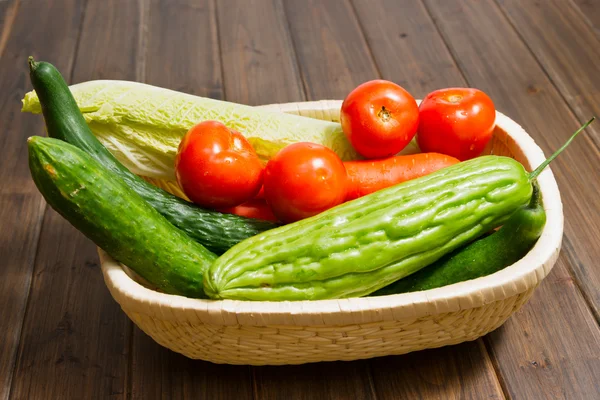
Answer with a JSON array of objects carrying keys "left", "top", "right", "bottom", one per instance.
[{"left": 100, "top": 100, "right": 563, "bottom": 366}]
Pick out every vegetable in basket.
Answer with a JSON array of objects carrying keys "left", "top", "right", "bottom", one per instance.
[
  {"left": 27, "top": 136, "right": 214, "bottom": 298},
  {"left": 22, "top": 74, "right": 360, "bottom": 181},
  {"left": 344, "top": 152, "right": 460, "bottom": 200},
  {"left": 25, "top": 58, "right": 278, "bottom": 255},
  {"left": 204, "top": 118, "right": 594, "bottom": 301},
  {"left": 372, "top": 181, "right": 546, "bottom": 295}
]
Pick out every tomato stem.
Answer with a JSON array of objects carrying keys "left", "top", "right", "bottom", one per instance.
[
  {"left": 378, "top": 106, "right": 391, "bottom": 122},
  {"left": 448, "top": 94, "right": 463, "bottom": 103},
  {"left": 529, "top": 117, "right": 595, "bottom": 180}
]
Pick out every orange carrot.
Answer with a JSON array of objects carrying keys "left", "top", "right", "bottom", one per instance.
[
  {"left": 344, "top": 153, "right": 460, "bottom": 200},
  {"left": 218, "top": 198, "right": 278, "bottom": 222}
]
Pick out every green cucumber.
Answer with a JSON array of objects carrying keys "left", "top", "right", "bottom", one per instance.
[
  {"left": 372, "top": 181, "right": 546, "bottom": 295},
  {"left": 26, "top": 57, "right": 278, "bottom": 254},
  {"left": 28, "top": 136, "right": 216, "bottom": 298}
]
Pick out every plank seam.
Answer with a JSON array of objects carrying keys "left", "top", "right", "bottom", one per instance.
[
  {"left": 4, "top": 198, "right": 46, "bottom": 400},
  {"left": 136, "top": 0, "right": 149, "bottom": 84},
  {"left": 482, "top": 336, "right": 512, "bottom": 400},
  {"left": 275, "top": 0, "right": 306, "bottom": 102},
  {"left": 560, "top": 235, "right": 600, "bottom": 325},
  {"left": 213, "top": 0, "right": 228, "bottom": 101},
  {"left": 280, "top": 0, "right": 309, "bottom": 101},
  {"left": 566, "top": 0, "right": 600, "bottom": 39},
  {"left": 251, "top": 365, "right": 259, "bottom": 400},
  {"left": 364, "top": 361, "right": 379, "bottom": 400},
  {"left": 479, "top": 338, "right": 509, "bottom": 400},
  {"left": 0, "top": 0, "right": 21, "bottom": 61},
  {"left": 125, "top": 323, "right": 134, "bottom": 400},
  {"left": 419, "top": 0, "right": 470, "bottom": 86},
  {"left": 347, "top": 0, "right": 383, "bottom": 80},
  {"left": 492, "top": 0, "right": 600, "bottom": 154}
]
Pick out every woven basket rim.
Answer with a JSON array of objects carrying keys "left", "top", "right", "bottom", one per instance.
[{"left": 100, "top": 100, "right": 563, "bottom": 327}]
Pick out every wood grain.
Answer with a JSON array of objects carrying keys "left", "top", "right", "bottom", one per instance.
[
  {"left": 8, "top": 1, "right": 144, "bottom": 399},
  {"left": 145, "top": 0, "right": 222, "bottom": 99},
  {"left": 350, "top": 0, "right": 465, "bottom": 98},
  {"left": 0, "top": 195, "right": 45, "bottom": 400},
  {"left": 9, "top": 210, "right": 131, "bottom": 400},
  {"left": 371, "top": 342, "right": 504, "bottom": 400},
  {"left": 253, "top": 362, "right": 376, "bottom": 400},
  {"left": 216, "top": 0, "right": 303, "bottom": 105},
  {"left": 423, "top": 0, "right": 600, "bottom": 397},
  {"left": 571, "top": 0, "right": 600, "bottom": 35},
  {"left": 0, "top": 0, "right": 19, "bottom": 60},
  {"left": 0, "top": 0, "right": 85, "bottom": 398},
  {"left": 486, "top": 260, "right": 600, "bottom": 399},
  {"left": 131, "top": 331, "right": 253, "bottom": 400},
  {"left": 71, "top": 0, "right": 145, "bottom": 83},
  {"left": 496, "top": 0, "right": 600, "bottom": 149},
  {"left": 129, "top": 1, "right": 254, "bottom": 399},
  {"left": 283, "top": 0, "right": 379, "bottom": 100}
]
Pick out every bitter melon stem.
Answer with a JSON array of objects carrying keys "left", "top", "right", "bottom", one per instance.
[{"left": 529, "top": 117, "right": 595, "bottom": 180}]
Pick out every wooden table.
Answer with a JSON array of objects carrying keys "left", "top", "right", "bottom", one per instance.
[{"left": 2, "top": 0, "right": 599, "bottom": 399}]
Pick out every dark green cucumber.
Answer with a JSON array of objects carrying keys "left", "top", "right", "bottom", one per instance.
[
  {"left": 372, "top": 182, "right": 546, "bottom": 296},
  {"left": 28, "top": 136, "right": 216, "bottom": 298},
  {"left": 27, "top": 57, "right": 278, "bottom": 254}
]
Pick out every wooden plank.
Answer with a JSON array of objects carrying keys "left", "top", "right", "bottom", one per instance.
[
  {"left": 129, "top": 1, "right": 254, "bottom": 399},
  {"left": 8, "top": 1, "right": 144, "bottom": 399},
  {"left": 0, "top": 195, "right": 46, "bottom": 400},
  {"left": 144, "top": 0, "right": 222, "bottom": 99},
  {"left": 348, "top": 2, "right": 505, "bottom": 398},
  {"left": 371, "top": 342, "right": 504, "bottom": 400},
  {"left": 132, "top": 331, "right": 253, "bottom": 400},
  {"left": 0, "top": 0, "right": 20, "bottom": 59},
  {"left": 216, "top": 0, "right": 303, "bottom": 105},
  {"left": 496, "top": 0, "right": 600, "bottom": 149},
  {"left": 0, "top": 0, "right": 86, "bottom": 398},
  {"left": 423, "top": 0, "right": 600, "bottom": 397},
  {"left": 486, "top": 259, "right": 600, "bottom": 399},
  {"left": 283, "top": 0, "right": 379, "bottom": 100},
  {"left": 253, "top": 363, "right": 375, "bottom": 400},
  {"left": 350, "top": 0, "right": 465, "bottom": 99},
  {"left": 571, "top": 0, "right": 600, "bottom": 36}
]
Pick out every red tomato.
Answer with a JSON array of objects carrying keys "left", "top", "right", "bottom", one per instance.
[
  {"left": 416, "top": 88, "right": 496, "bottom": 161},
  {"left": 175, "top": 120, "right": 263, "bottom": 209},
  {"left": 263, "top": 142, "right": 347, "bottom": 223},
  {"left": 340, "top": 80, "right": 420, "bottom": 159}
]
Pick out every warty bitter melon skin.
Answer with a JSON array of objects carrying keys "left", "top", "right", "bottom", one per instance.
[
  {"left": 204, "top": 155, "right": 533, "bottom": 301},
  {"left": 28, "top": 136, "right": 216, "bottom": 298},
  {"left": 372, "top": 182, "right": 546, "bottom": 296}
]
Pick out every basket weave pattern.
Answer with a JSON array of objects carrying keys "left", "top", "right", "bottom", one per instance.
[{"left": 100, "top": 100, "right": 563, "bottom": 365}]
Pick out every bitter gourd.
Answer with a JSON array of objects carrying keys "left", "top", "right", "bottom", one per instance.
[{"left": 204, "top": 155, "right": 533, "bottom": 301}]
